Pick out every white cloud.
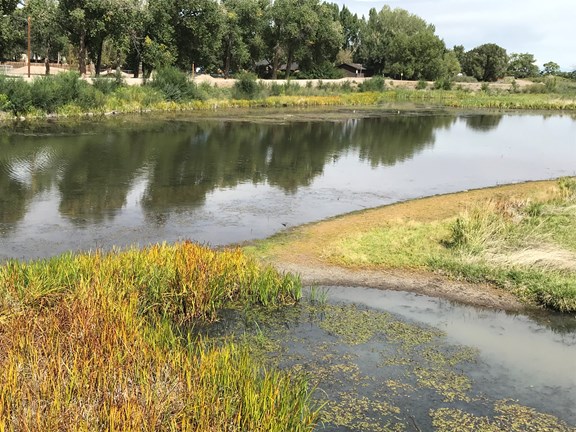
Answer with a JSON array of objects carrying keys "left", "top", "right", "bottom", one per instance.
[{"left": 337, "top": 0, "right": 576, "bottom": 71}]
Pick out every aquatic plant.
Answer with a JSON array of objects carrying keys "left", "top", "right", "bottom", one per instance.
[{"left": 0, "top": 242, "right": 317, "bottom": 430}]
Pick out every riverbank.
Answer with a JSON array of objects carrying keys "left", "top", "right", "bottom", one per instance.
[
  {"left": 1, "top": 71, "right": 575, "bottom": 121},
  {"left": 246, "top": 178, "right": 576, "bottom": 313}
]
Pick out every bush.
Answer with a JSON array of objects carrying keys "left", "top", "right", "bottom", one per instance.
[
  {"left": 150, "top": 66, "right": 201, "bottom": 101},
  {"left": 453, "top": 75, "right": 478, "bottom": 83},
  {"left": 0, "top": 76, "right": 32, "bottom": 115},
  {"left": 92, "top": 74, "right": 124, "bottom": 95},
  {"left": 233, "top": 72, "right": 261, "bottom": 100},
  {"left": 434, "top": 78, "right": 453, "bottom": 90},
  {"left": 416, "top": 79, "right": 428, "bottom": 90},
  {"left": 30, "top": 76, "right": 62, "bottom": 113},
  {"left": 358, "top": 76, "right": 386, "bottom": 92},
  {"left": 76, "top": 84, "right": 105, "bottom": 110},
  {"left": 52, "top": 71, "right": 84, "bottom": 103}
]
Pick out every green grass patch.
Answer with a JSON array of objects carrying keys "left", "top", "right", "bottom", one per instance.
[
  {"left": 322, "top": 178, "right": 576, "bottom": 312},
  {"left": 326, "top": 221, "right": 451, "bottom": 268}
]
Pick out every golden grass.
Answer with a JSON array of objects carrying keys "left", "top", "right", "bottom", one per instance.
[{"left": 0, "top": 242, "right": 318, "bottom": 431}]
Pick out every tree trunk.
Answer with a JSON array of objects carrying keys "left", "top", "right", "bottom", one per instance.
[
  {"left": 95, "top": 39, "right": 104, "bottom": 77},
  {"left": 223, "top": 38, "right": 231, "bottom": 78},
  {"left": 271, "top": 44, "right": 280, "bottom": 79},
  {"left": 285, "top": 49, "right": 293, "bottom": 79},
  {"left": 44, "top": 44, "right": 50, "bottom": 75},
  {"left": 78, "top": 31, "right": 87, "bottom": 76}
]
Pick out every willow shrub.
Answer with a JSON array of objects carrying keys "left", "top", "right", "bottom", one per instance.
[{"left": 0, "top": 242, "right": 316, "bottom": 431}]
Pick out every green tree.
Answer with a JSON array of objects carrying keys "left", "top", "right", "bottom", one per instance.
[
  {"left": 439, "top": 50, "right": 461, "bottom": 79},
  {"left": 507, "top": 52, "right": 539, "bottom": 78},
  {"left": 220, "top": 0, "right": 268, "bottom": 77},
  {"left": 339, "top": 5, "right": 360, "bottom": 53},
  {"left": 358, "top": 6, "right": 446, "bottom": 80},
  {"left": 0, "top": 12, "right": 24, "bottom": 60},
  {"left": 268, "top": 0, "right": 321, "bottom": 79},
  {"left": 453, "top": 45, "right": 465, "bottom": 65},
  {"left": 58, "top": 0, "right": 94, "bottom": 75},
  {"left": 462, "top": 43, "right": 508, "bottom": 82},
  {"left": 542, "top": 61, "right": 560, "bottom": 76},
  {"left": 298, "top": 1, "right": 343, "bottom": 75},
  {"left": 171, "top": 0, "right": 224, "bottom": 72},
  {"left": 27, "top": 0, "right": 67, "bottom": 75}
]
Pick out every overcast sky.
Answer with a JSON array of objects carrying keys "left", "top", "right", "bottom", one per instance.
[{"left": 336, "top": 0, "right": 575, "bottom": 71}]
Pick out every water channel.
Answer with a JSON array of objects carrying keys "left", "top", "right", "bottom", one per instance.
[{"left": 1, "top": 108, "right": 575, "bottom": 428}]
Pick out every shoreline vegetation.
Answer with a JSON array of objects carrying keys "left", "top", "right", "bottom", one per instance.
[
  {"left": 1, "top": 70, "right": 576, "bottom": 121},
  {"left": 247, "top": 178, "right": 576, "bottom": 313},
  {"left": 0, "top": 242, "right": 320, "bottom": 430}
]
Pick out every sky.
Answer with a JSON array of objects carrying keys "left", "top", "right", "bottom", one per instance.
[{"left": 336, "top": 0, "right": 576, "bottom": 71}]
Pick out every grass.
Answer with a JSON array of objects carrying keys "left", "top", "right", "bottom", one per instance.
[
  {"left": 2, "top": 73, "right": 576, "bottom": 120},
  {"left": 249, "top": 178, "right": 576, "bottom": 312},
  {"left": 0, "top": 241, "right": 319, "bottom": 431}
]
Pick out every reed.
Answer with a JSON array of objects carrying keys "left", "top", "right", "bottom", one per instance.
[{"left": 0, "top": 242, "right": 316, "bottom": 430}]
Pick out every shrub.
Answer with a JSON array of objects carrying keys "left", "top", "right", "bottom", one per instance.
[
  {"left": 434, "top": 78, "right": 453, "bottom": 90},
  {"left": 30, "top": 76, "right": 62, "bottom": 113},
  {"left": 0, "top": 76, "right": 32, "bottom": 115},
  {"left": 453, "top": 75, "right": 478, "bottom": 83},
  {"left": 480, "top": 82, "right": 490, "bottom": 92},
  {"left": 76, "top": 84, "right": 105, "bottom": 110},
  {"left": 150, "top": 66, "right": 201, "bottom": 101},
  {"left": 358, "top": 76, "right": 386, "bottom": 92},
  {"left": 416, "top": 79, "right": 428, "bottom": 90},
  {"left": 52, "top": 71, "right": 84, "bottom": 103},
  {"left": 92, "top": 75, "right": 124, "bottom": 95},
  {"left": 233, "top": 72, "right": 261, "bottom": 99}
]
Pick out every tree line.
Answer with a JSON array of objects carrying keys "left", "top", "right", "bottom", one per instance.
[{"left": 0, "top": 0, "right": 571, "bottom": 82}]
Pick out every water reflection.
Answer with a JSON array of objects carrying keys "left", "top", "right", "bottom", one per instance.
[
  {"left": 0, "top": 110, "right": 574, "bottom": 259},
  {"left": 464, "top": 114, "right": 503, "bottom": 132},
  {"left": 0, "top": 113, "right": 454, "bottom": 226}
]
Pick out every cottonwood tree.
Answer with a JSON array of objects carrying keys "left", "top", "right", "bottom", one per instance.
[
  {"left": 507, "top": 52, "right": 539, "bottom": 78},
  {"left": 462, "top": 43, "right": 508, "bottom": 82},
  {"left": 542, "top": 61, "right": 560, "bottom": 76},
  {"left": 27, "top": 0, "right": 67, "bottom": 74},
  {"left": 172, "top": 0, "right": 224, "bottom": 72},
  {"left": 358, "top": 6, "right": 447, "bottom": 80},
  {"left": 220, "top": 0, "right": 268, "bottom": 77},
  {"left": 268, "top": 0, "right": 321, "bottom": 79}
]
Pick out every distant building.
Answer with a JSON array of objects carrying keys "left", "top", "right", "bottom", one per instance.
[{"left": 337, "top": 63, "right": 366, "bottom": 78}]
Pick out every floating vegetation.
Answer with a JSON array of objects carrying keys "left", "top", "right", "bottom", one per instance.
[
  {"left": 414, "top": 367, "right": 472, "bottom": 402},
  {"left": 431, "top": 400, "right": 575, "bottom": 432},
  {"left": 321, "top": 393, "right": 404, "bottom": 432},
  {"left": 216, "top": 297, "right": 574, "bottom": 431}
]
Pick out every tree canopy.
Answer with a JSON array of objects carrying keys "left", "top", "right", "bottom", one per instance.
[
  {"left": 0, "top": 0, "right": 568, "bottom": 83},
  {"left": 462, "top": 43, "right": 508, "bottom": 82}
]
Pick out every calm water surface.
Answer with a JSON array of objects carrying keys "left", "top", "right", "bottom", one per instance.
[{"left": 1, "top": 108, "right": 574, "bottom": 261}]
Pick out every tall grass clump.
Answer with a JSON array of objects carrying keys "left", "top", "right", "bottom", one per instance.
[
  {"left": 440, "top": 180, "right": 576, "bottom": 311},
  {"left": 358, "top": 76, "right": 386, "bottom": 92},
  {"left": 233, "top": 72, "right": 262, "bottom": 100},
  {"left": 0, "top": 241, "right": 318, "bottom": 430},
  {"left": 150, "top": 66, "right": 204, "bottom": 101}
]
